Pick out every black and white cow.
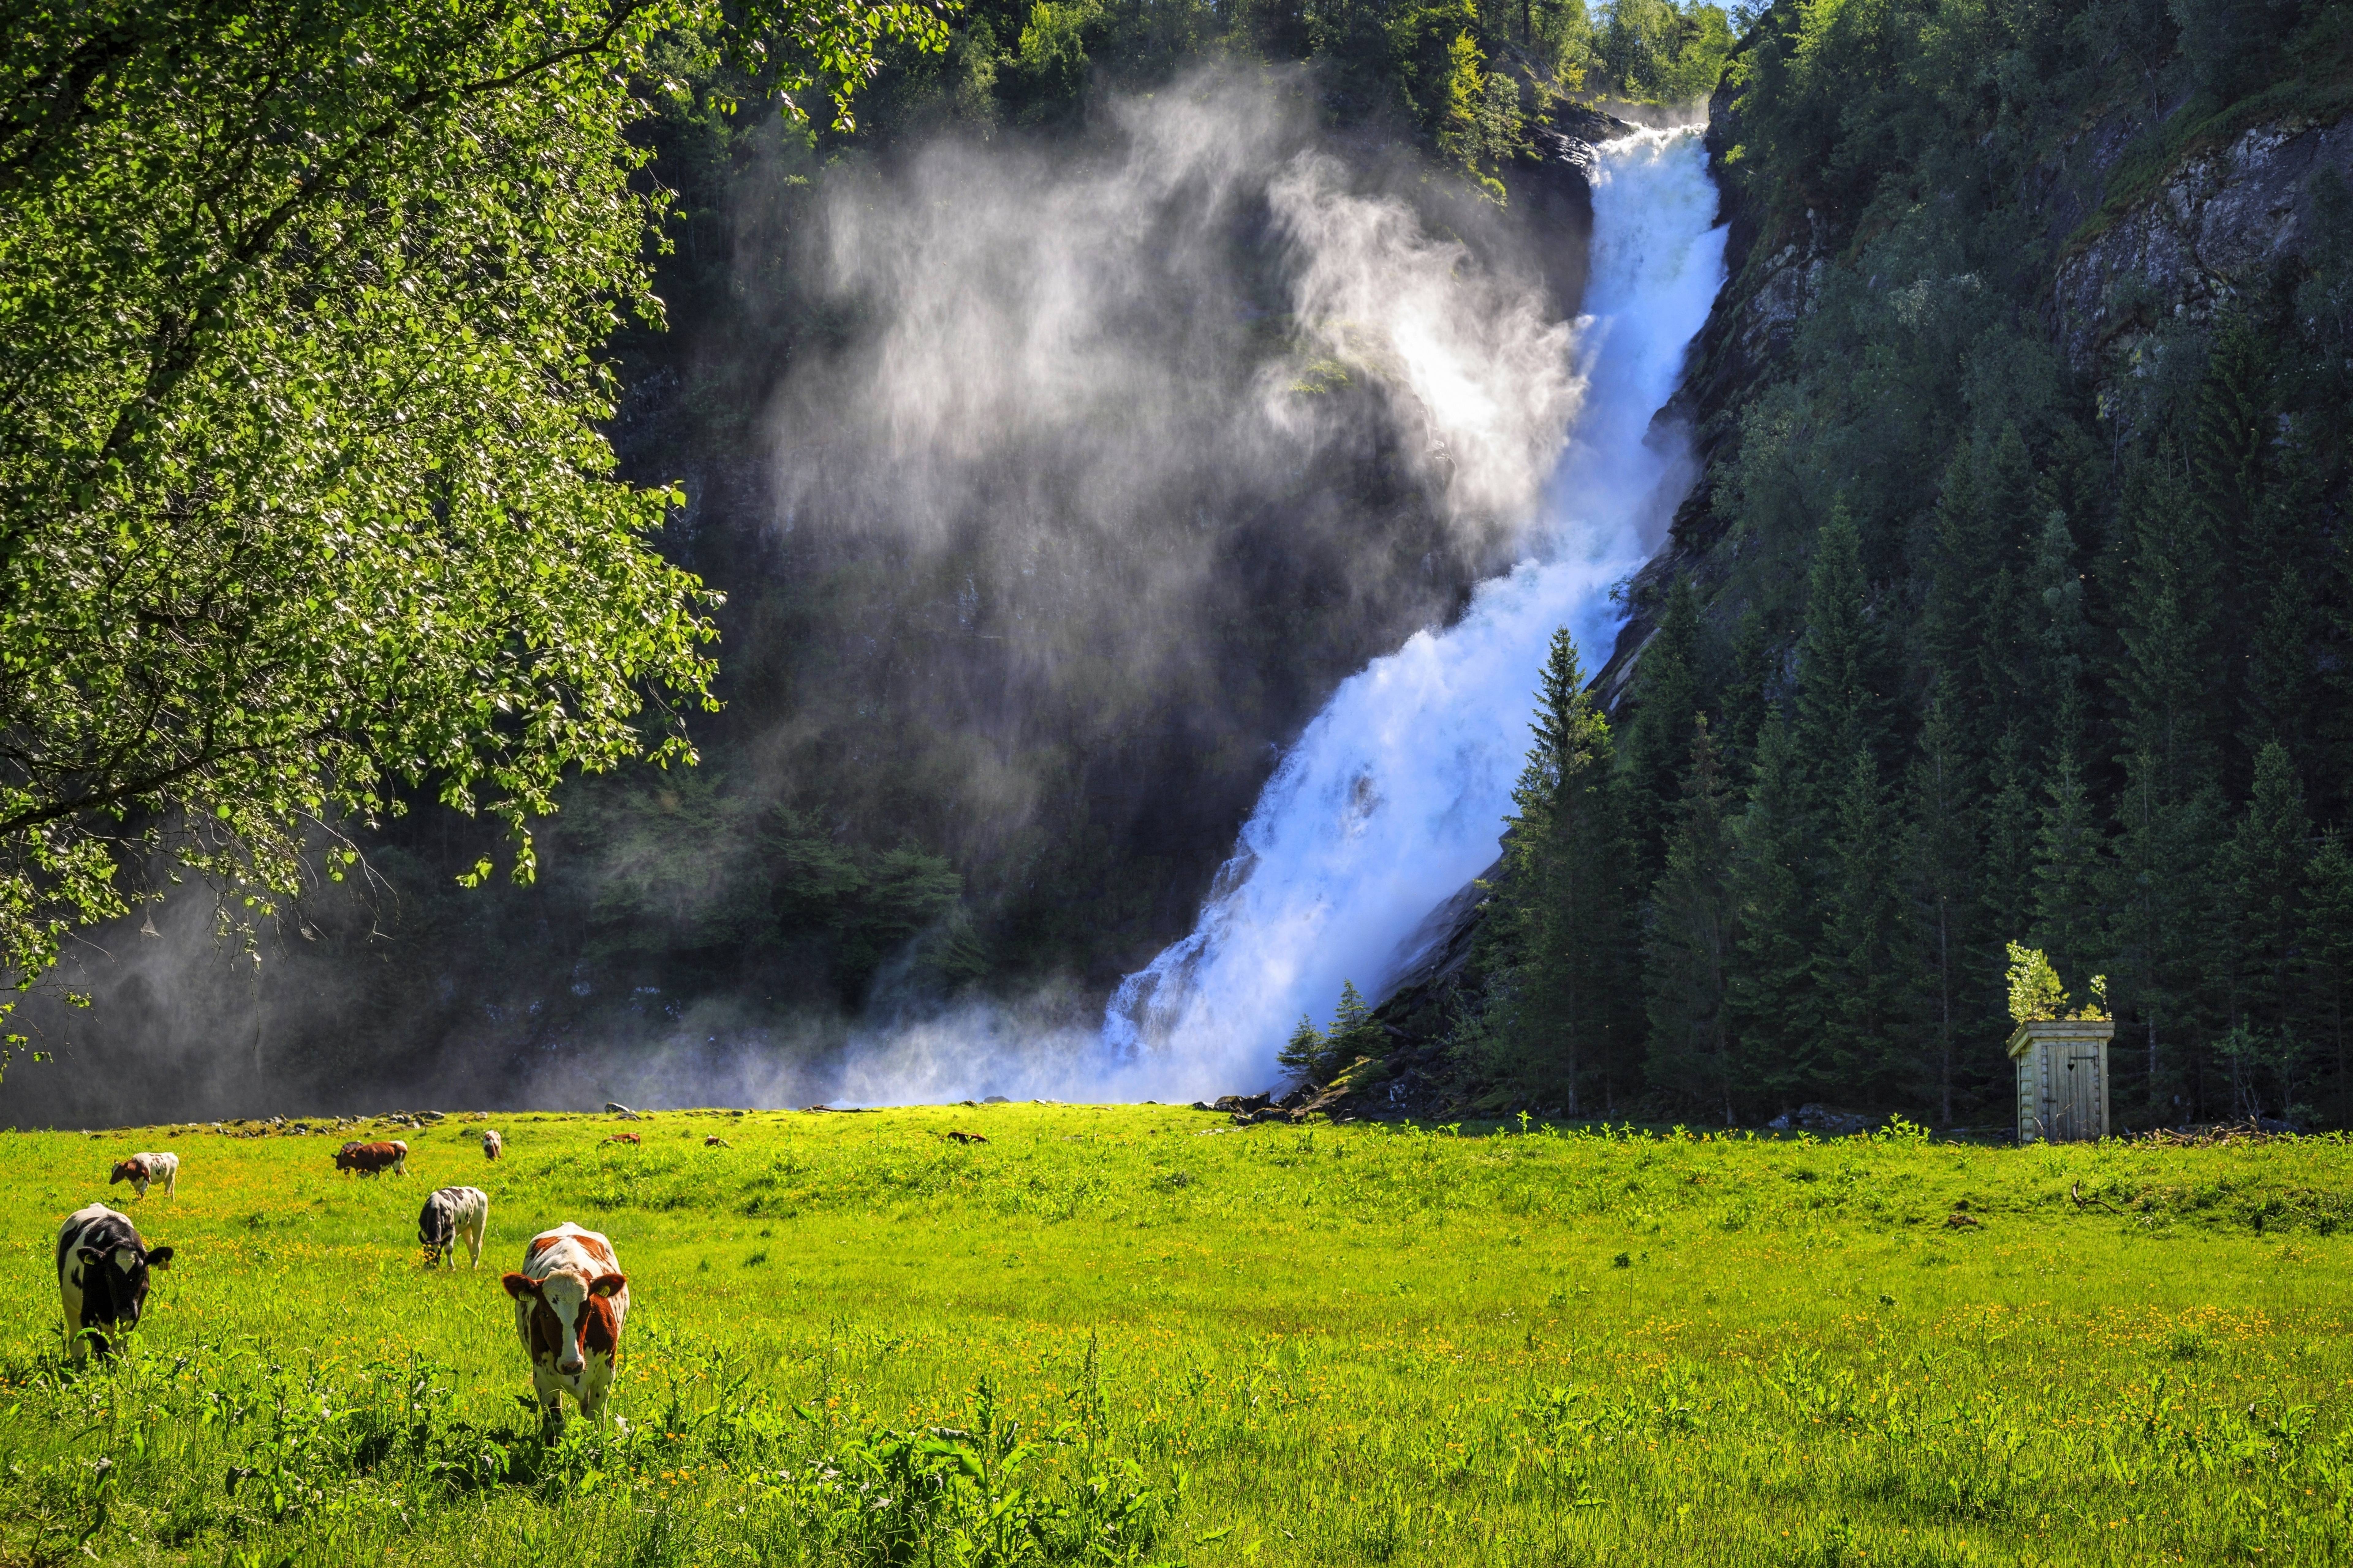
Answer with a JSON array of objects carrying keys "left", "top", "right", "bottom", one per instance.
[
  {"left": 417, "top": 1185, "right": 490, "bottom": 1268},
  {"left": 56, "top": 1204, "right": 173, "bottom": 1361}
]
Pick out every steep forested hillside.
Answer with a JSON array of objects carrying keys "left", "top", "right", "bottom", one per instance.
[{"left": 1384, "top": 0, "right": 2353, "bottom": 1131}]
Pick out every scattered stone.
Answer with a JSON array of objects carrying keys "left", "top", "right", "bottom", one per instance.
[
  {"left": 1765, "top": 1103, "right": 1874, "bottom": 1135},
  {"left": 983, "top": 1095, "right": 1011, "bottom": 1105},
  {"left": 946, "top": 1130, "right": 990, "bottom": 1145},
  {"left": 1945, "top": 1212, "right": 1983, "bottom": 1229}
]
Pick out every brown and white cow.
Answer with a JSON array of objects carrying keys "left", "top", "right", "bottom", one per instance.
[
  {"left": 502, "top": 1223, "right": 629, "bottom": 1428},
  {"left": 57, "top": 1204, "right": 173, "bottom": 1361},
  {"left": 334, "top": 1140, "right": 408, "bottom": 1176},
  {"left": 108, "top": 1151, "right": 178, "bottom": 1199},
  {"left": 481, "top": 1129, "right": 503, "bottom": 1161}
]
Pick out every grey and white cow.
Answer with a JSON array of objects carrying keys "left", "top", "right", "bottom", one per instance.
[
  {"left": 57, "top": 1204, "right": 174, "bottom": 1361},
  {"left": 417, "top": 1185, "right": 490, "bottom": 1268}
]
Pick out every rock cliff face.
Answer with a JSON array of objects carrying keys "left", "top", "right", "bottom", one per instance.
[{"left": 2051, "top": 117, "right": 2353, "bottom": 393}]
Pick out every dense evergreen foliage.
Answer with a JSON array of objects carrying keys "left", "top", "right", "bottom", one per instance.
[{"left": 1454, "top": 0, "right": 2353, "bottom": 1128}]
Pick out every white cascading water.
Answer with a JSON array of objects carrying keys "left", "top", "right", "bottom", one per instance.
[{"left": 1102, "top": 126, "right": 1729, "bottom": 1095}]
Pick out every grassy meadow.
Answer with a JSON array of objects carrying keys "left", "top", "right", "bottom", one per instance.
[{"left": 0, "top": 1106, "right": 2345, "bottom": 1565}]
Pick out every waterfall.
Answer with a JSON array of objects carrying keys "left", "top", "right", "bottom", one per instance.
[{"left": 1102, "top": 126, "right": 1729, "bottom": 1095}]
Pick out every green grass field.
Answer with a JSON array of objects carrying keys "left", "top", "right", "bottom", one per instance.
[{"left": 0, "top": 1107, "right": 2346, "bottom": 1566}]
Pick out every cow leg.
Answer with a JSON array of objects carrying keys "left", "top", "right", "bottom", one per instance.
[
  {"left": 578, "top": 1366, "right": 611, "bottom": 1423},
  {"left": 532, "top": 1365, "right": 567, "bottom": 1432}
]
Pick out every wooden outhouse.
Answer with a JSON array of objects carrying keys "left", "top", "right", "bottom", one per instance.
[{"left": 2008, "top": 1018, "right": 2115, "bottom": 1143}]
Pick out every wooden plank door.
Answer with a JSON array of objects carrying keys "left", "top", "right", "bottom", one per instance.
[{"left": 2058, "top": 1050, "right": 2102, "bottom": 1140}]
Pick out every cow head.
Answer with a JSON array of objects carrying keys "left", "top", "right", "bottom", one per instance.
[
  {"left": 108, "top": 1158, "right": 144, "bottom": 1186},
  {"left": 503, "top": 1270, "right": 626, "bottom": 1377},
  {"left": 72, "top": 1240, "right": 172, "bottom": 1355},
  {"left": 417, "top": 1197, "right": 454, "bottom": 1254}
]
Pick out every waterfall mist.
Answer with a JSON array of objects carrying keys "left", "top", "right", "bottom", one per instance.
[{"left": 1100, "top": 127, "right": 1729, "bottom": 1101}]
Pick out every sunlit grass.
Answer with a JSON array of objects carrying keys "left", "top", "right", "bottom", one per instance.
[{"left": 0, "top": 1107, "right": 2346, "bottom": 1563}]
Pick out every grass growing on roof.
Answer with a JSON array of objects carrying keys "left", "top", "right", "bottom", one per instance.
[{"left": 0, "top": 1106, "right": 2346, "bottom": 1563}]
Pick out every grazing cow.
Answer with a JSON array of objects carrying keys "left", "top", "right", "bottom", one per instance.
[
  {"left": 56, "top": 1204, "right": 173, "bottom": 1361},
  {"left": 502, "top": 1223, "right": 629, "bottom": 1428},
  {"left": 481, "top": 1129, "right": 503, "bottom": 1161},
  {"left": 108, "top": 1151, "right": 179, "bottom": 1200},
  {"left": 601, "top": 1131, "right": 640, "bottom": 1146},
  {"left": 704, "top": 1135, "right": 730, "bottom": 1148},
  {"left": 417, "top": 1186, "right": 490, "bottom": 1268},
  {"left": 334, "top": 1139, "right": 408, "bottom": 1176}
]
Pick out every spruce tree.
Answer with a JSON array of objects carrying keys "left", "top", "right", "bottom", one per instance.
[
  {"left": 1795, "top": 502, "right": 1896, "bottom": 796},
  {"left": 1900, "top": 683, "right": 1983, "bottom": 1125},
  {"left": 2243, "top": 416, "right": 2325, "bottom": 768},
  {"left": 2222, "top": 743, "right": 2310, "bottom": 1049},
  {"left": 1719, "top": 608, "right": 1776, "bottom": 777},
  {"left": 1921, "top": 443, "right": 1988, "bottom": 689},
  {"left": 2023, "top": 507, "right": 2091, "bottom": 746},
  {"left": 2107, "top": 440, "right": 2230, "bottom": 1117},
  {"left": 2190, "top": 311, "right": 2277, "bottom": 779},
  {"left": 2114, "top": 440, "right": 2226, "bottom": 786},
  {"left": 1279, "top": 1015, "right": 1330, "bottom": 1087},
  {"left": 2106, "top": 749, "right": 2219, "bottom": 1123},
  {"left": 1973, "top": 423, "right": 2041, "bottom": 748},
  {"left": 2301, "top": 830, "right": 2353, "bottom": 1122},
  {"left": 2030, "top": 746, "right": 2105, "bottom": 988},
  {"left": 1981, "top": 727, "right": 2038, "bottom": 959},
  {"left": 1620, "top": 576, "right": 1704, "bottom": 889},
  {"left": 1325, "top": 980, "right": 1384, "bottom": 1070},
  {"left": 1726, "top": 712, "right": 1821, "bottom": 1107},
  {"left": 1644, "top": 716, "right": 1736, "bottom": 1123},
  {"left": 1494, "top": 629, "right": 1632, "bottom": 1114},
  {"left": 1815, "top": 746, "right": 1904, "bottom": 1107}
]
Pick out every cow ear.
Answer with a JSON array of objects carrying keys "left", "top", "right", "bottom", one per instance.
[
  {"left": 75, "top": 1246, "right": 103, "bottom": 1268},
  {"left": 589, "top": 1272, "right": 627, "bottom": 1299},
  {"left": 146, "top": 1246, "right": 173, "bottom": 1270},
  {"left": 501, "top": 1272, "right": 538, "bottom": 1300}
]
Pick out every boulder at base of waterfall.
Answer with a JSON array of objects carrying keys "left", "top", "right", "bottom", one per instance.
[
  {"left": 1764, "top": 1104, "right": 1873, "bottom": 1135},
  {"left": 1213, "top": 1093, "right": 1272, "bottom": 1115}
]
